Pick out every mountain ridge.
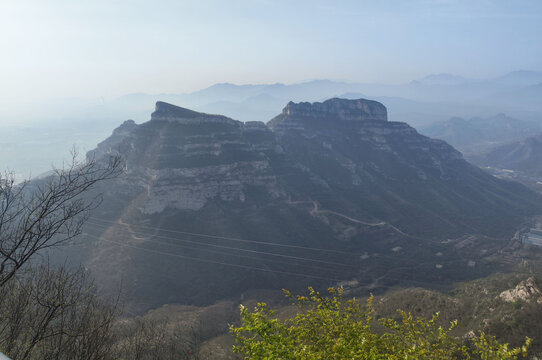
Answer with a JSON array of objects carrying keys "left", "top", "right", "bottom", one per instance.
[
  {"left": 478, "top": 133, "right": 542, "bottom": 177},
  {"left": 420, "top": 113, "right": 542, "bottom": 156},
  {"left": 80, "top": 98, "right": 542, "bottom": 311}
]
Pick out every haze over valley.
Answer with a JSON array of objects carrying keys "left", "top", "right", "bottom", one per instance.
[{"left": 3, "top": 70, "right": 542, "bottom": 181}]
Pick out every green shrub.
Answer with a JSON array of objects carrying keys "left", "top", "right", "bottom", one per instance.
[{"left": 231, "top": 287, "right": 530, "bottom": 359}]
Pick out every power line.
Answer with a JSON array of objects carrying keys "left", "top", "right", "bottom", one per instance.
[
  {"left": 85, "top": 218, "right": 471, "bottom": 271},
  {"left": 85, "top": 220, "right": 356, "bottom": 268},
  {"left": 96, "top": 237, "right": 343, "bottom": 282},
  {"left": 80, "top": 231, "right": 542, "bottom": 293},
  {"left": 81, "top": 227, "right": 492, "bottom": 290},
  {"left": 88, "top": 216, "right": 365, "bottom": 256},
  {"left": 87, "top": 218, "right": 462, "bottom": 269},
  {"left": 85, "top": 218, "right": 527, "bottom": 289},
  {"left": 79, "top": 234, "right": 480, "bottom": 291},
  {"left": 82, "top": 228, "right": 355, "bottom": 277}
]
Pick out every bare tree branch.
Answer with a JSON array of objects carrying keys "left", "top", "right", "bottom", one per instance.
[
  {"left": 0, "top": 263, "right": 119, "bottom": 360},
  {"left": 0, "top": 152, "right": 123, "bottom": 287}
]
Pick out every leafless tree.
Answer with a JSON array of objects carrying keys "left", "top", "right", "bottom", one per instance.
[
  {"left": 0, "top": 152, "right": 122, "bottom": 287},
  {"left": 112, "top": 309, "right": 212, "bottom": 360},
  {"left": 113, "top": 316, "right": 202, "bottom": 360},
  {"left": 0, "top": 263, "right": 119, "bottom": 360}
]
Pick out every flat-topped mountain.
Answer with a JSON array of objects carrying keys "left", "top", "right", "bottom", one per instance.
[
  {"left": 82, "top": 99, "right": 541, "bottom": 311},
  {"left": 270, "top": 98, "right": 387, "bottom": 125}
]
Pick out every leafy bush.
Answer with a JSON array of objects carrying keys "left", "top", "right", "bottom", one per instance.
[{"left": 231, "top": 287, "right": 530, "bottom": 359}]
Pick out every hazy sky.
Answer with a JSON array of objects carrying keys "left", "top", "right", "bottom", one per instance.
[{"left": 1, "top": 0, "right": 541, "bottom": 106}]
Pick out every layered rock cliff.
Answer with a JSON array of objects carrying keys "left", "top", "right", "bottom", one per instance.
[
  {"left": 83, "top": 98, "right": 542, "bottom": 310},
  {"left": 268, "top": 98, "right": 387, "bottom": 133},
  {"left": 91, "top": 102, "right": 282, "bottom": 213}
]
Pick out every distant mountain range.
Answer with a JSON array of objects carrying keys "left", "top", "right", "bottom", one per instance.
[
  {"left": 91, "top": 70, "right": 542, "bottom": 126},
  {"left": 477, "top": 133, "right": 542, "bottom": 177},
  {"left": 417, "top": 73, "right": 473, "bottom": 86},
  {"left": 416, "top": 70, "right": 542, "bottom": 87},
  {"left": 3, "top": 70, "right": 542, "bottom": 181},
  {"left": 493, "top": 70, "right": 542, "bottom": 86},
  {"left": 62, "top": 98, "right": 542, "bottom": 312},
  {"left": 420, "top": 113, "right": 542, "bottom": 156}
]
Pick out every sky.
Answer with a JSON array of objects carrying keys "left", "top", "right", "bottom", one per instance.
[{"left": 1, "top": 0, "right": 542, "bottom": 111}]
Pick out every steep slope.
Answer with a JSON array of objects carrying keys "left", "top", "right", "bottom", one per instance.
[
  {"left": 83, "top": 99, "right": 542, "bottom": 311},
  {"left": 270, "top": 99, "right": 539, "bottom": 235}
]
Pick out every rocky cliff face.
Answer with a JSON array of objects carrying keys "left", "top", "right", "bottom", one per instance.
[
  {"left": 151, "top": 101, "right": 240, "bottom": 125},
  {"left": 92, "top": 102, "right": 283, "bottom": 213},
  {"left": 269, "top": 98, "right": 387, "bottom": 133},
  {"left": 83, "top": 98, "right": 542, "bottom": 311}
]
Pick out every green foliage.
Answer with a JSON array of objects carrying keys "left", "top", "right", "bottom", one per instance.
[
  {"left": 471, "top": 333, "right": 531, "bottom": 360},
  {"left": 231, "top": 287, "right": 530, "bottom": 360}
]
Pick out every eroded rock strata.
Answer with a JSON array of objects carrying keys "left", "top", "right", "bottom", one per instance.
[{"left": 84, "top": 98, "right": 541, "bottom": 310}]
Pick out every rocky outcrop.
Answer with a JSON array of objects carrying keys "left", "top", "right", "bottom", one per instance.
[
  {"left": 151, "top": 101, "right": 238, "bottom": 125},
  {"left": 268, "top": 98, "right": 387, "bottom": 133},
  {"left": 280, "top": 98, "right": 387, "bottom": 122},
  {"left": 270, "top": 98, "right": 463, "bottom": 183},
  {"left": 88, "top": 119, "right": 137, "bottom": 159},
  {"left": 500, "top": 277, "right": 542, "bottom": 304},
  {"left": 141, "top": 161, "right": 281, "bottom": 213}
]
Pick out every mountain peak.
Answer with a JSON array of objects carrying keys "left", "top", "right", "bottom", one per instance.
[
  {"left": 151, "top": 101, "right": 239, "bottom": 125},
  {"left": 282, "top": 98, "right": 387, "bottom": 121},
  {"left": 269, "top": 98, "right": 387, "bottom": 132},
  {"left": 153, "top": 101, "right": 204, "bottom": 119}
]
